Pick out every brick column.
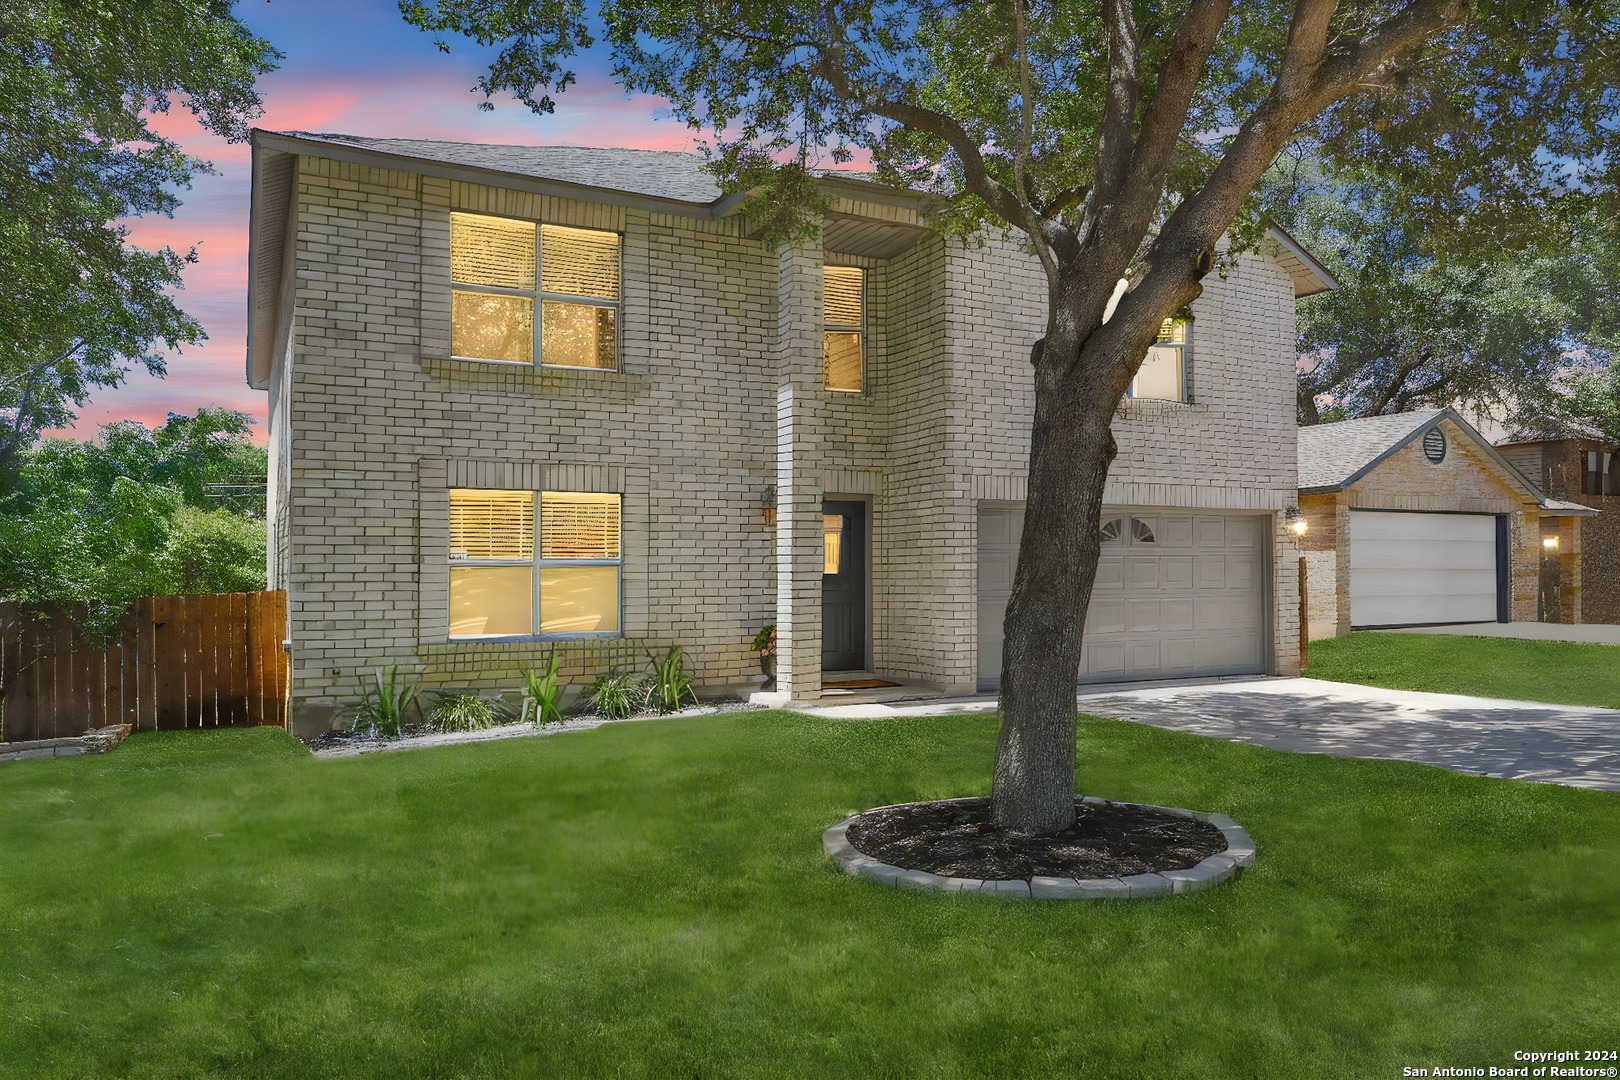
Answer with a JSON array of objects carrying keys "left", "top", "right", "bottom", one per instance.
[{"left": 775, "top": 240, "right": 824, "bottom": 701}]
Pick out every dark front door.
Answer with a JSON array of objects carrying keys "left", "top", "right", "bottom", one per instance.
[{"left": 822, "top": 500, "right": 867, "bottom": 671}]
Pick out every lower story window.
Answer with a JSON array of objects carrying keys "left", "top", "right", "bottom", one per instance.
[{"left": 447, "top": 489, "right": 621, "bottom": 638}]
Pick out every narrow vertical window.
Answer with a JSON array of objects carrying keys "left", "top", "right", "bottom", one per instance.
[
  {"left": 823, "top": 265, "right": 864, "bottom": 393},
  {"left": 540, "top": 225, "right": 619, "bottom": 370},
  {"left": 539, "top": 492, "right": 621, "bottom": 635},
  {"left": 449, "top": 213, "right": 619, "bottom": 370},
  {"left": 1129, "top": 318, "right": 1187, "bottom": 401}
]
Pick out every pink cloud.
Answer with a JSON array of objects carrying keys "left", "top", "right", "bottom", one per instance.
[{"left": 49, "top": 50, "right": 846, "bottom": 446}]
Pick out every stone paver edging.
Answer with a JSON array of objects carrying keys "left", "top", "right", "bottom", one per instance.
[
  {"left": 823, "top": 796, "right": 1255, "bottom": 900},
  {"left": 0, "top": 725, "right": 132, "bottom": 764}
]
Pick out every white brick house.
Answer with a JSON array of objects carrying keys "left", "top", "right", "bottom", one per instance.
[{"left": 245, "top": 130, "right": 1332, "bottom": 734}]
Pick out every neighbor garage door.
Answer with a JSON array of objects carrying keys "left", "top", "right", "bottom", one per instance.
[
  {"left": 978, "top": 508, "right": 1267, "bottom": 690},
  {"left": 1348, "top": 510, "right": 1499, "bottom": 628}
]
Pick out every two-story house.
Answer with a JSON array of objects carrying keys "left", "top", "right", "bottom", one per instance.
[{"left": 245, "top": 130, "right": 1329, "bottom": 735}]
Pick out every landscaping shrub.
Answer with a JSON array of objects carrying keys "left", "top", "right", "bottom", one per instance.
[
  {"left": 429, "top": 692, "right": 499, "bottom": 732},
  {"left": 351, "top": 665, "right": 421, "bottom": 738},
  {"left": 589, "top": 670, "right": 644, "bottom": 719},
  {"left": 520, "top": 651, "right": 566, "bottom": 725},
  {"left": 648, "top": 645, "right": 697, "bottom": 714}
]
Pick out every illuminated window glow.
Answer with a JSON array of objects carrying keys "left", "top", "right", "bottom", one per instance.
[
  {"left": 824, "top": 266, "right": 865, "bottom": 392},
  {"left": 448, "top": 489, "right": 621, "bottom": 638},
  {"left": 450, "top": 213, "right": 619, "bottom": 370}
]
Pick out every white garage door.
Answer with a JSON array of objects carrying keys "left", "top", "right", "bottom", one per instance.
[
  {"left": 978, "top": 508, "right": 1267, "bottom": 690},
  {"left": 1349, "top": 510, "right": 1499, "bottom": 628}
]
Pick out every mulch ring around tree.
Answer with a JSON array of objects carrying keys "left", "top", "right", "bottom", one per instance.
[{"left": 844, "top": 796, "right": 1227, "bottom": 881}]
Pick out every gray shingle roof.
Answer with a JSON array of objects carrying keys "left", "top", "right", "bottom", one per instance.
[
  {"left": 1297, "top": 409, "right": 1446, "bottom": 491},
  {"left": 279, "top": 131, "right": 724, "bottom": 204}
]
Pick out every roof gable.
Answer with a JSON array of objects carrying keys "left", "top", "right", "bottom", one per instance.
[{"left": 1298, "top": 407, "right": 1547, "bottom": 502}]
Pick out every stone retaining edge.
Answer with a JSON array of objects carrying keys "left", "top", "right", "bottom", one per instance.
[
  {"left": 823, "top": 795, "right": 1255, "bottom": 901},
  {"left": 0, "top": 725, "right": 132, "bottom": 764}
]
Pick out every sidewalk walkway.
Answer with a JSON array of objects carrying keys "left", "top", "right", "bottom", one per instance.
[{"left": 1373, "top": 622, "right": 1620, "bottom": 645}]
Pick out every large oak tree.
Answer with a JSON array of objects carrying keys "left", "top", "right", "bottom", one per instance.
[
  {"left": 0, "top": 0, "right": 279, "bottom": 491},
  {"left": 405, "top": 0, "right": 1620, "bottom": 833}
]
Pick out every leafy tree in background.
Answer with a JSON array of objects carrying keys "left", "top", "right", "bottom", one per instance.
[
  {"left": 407, "top": 0, "right": 1620, "bottom": 833},
  {"left": 0, "top": 412, "right": 268, "bottom": 640},
  {"left": 1274, "top": 171, "right": 1620, "bottom": 426},
  {"left": 0, "top": 1, "right": 280, "bottom": 491}
]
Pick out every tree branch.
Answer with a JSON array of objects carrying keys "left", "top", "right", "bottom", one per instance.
[
  {"left": 1085, "top": 0, "right": 1142, "bottom": 232},
  {"left": 1115, "top": 0, "right": 1468, "bottom": 346},
  {"left": 812, "top": 24, "right": 1028, "bottom": 231}
]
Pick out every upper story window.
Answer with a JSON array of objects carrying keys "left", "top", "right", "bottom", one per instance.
[
  {"left": 1128, "top": 318, "right": 1187, "bottom": 401},
  {"left": 1585, "top": 450, "right": 1613, "bottom": 496},
  {"left": 448, "top": 488, "right": 622, "bottom": 639},
  {"left": 824, "top": 265, "right": 864, "bottom": 393},
  {"left": 450, "top": 212, "right": 620, "bottom": 370}
]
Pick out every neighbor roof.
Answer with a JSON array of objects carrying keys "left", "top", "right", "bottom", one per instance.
[
  {"left": 1297, "top": 407, "right": 1576, "bottom": 509},
  {"left": 1298, "top": 409, "right": 1447, "bottom": 492}
]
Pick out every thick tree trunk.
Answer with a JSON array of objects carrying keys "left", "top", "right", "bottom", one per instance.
[{"left": 990, "top": 328, "right": 1124, "bottom": 835}]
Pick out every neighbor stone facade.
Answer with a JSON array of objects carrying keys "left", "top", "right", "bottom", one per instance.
[{"left": 249, "top": 131, "right": 1314, "bottom": 735}]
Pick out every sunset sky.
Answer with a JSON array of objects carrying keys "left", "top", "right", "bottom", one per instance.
[{"left": 56, "top": 0, "right": 700, "bottom": 444}]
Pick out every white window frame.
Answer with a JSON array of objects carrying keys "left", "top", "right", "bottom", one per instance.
[
  {"left": 448, "top": 490, "right": 623, "bottom": 641},
  {"left": 1127, "top": 319, "right": 1189, "bottom": 402},
  {"left": 449, "top": 213, "right": 622, "bottom": 371}
]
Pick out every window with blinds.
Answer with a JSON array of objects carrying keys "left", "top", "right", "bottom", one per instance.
[
  {"left": 450, "top": 213, "right": 620, "bottom": 370},
  {"left": 447, "top": 488, "right": 622, "bottom": 639},
  {"left": 1129, "top": 317, "right": 1189, "bottom": 402},
  {"left": 824, "top": 265, "right": 864, "bottom": 393}
]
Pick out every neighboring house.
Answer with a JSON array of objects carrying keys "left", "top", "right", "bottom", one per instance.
[
  {"left": 1495, "top": 430, "right": 1620, "bottom": 624},
  {"left": 1296, "top": 408, "right": 1594, "bottom": 641},
  {"left": 246, "top": 130, "right": 1331, "bottom": 735}
]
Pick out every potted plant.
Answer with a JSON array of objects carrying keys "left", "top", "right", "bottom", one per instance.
[{"left": 750, "top": 625, "right": 776, "bottom": 688}]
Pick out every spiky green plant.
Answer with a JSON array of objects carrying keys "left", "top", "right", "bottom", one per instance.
[
  {"left": 648, "top": 645, "right": 697, "bottom": 714},
  {"left": 430, "top": 693, "right": 499, "bottom": 733},
  {"left": 353, "top": 665, "right": 421, "bottom": 739},
  {"left": 520, "top": 652, "right": 566, "bottom": 727},
  {"left": 589, "top": 670, "right": 644, "bottom": 720}
]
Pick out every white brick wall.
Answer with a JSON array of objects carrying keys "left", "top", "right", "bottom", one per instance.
[{"left": 267, "top": 153, "right": 1306, "bottom": 731}]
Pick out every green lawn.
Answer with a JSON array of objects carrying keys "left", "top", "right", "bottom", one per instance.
[
  {"left": 2, "top": 715, "right": 1616, "bottom": 1079},
  {"left": 1306, "top": 631, "right": 1620, "bottom": 708}
]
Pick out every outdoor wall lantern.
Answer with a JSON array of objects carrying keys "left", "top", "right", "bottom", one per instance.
[
  {"left": 762, "top": 485, "right": 777, "bottom": 526},
  {"left": 1544, "top": 536, "right": 1560, "bottom": 551},
  {"left": 1285, "top": 506, "right": 1308, "bottom": 537}
]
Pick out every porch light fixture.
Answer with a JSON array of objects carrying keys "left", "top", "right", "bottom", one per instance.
[
  {"left": 762, "top": 485, "right": 777, "bottom": 526},
  {"left": 1544, "top": 536, "right": 1560, "bottom": 550},
  {"left": 1285, "top": 506, "right": 1308, "bottom": 536}
]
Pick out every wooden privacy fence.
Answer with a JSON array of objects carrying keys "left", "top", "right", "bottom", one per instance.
[{"left": 0, "top": 591, "right": 288, "bottom": 742}]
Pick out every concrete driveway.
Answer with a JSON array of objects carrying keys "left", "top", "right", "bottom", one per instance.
[{"left": 799, "top": 677, "right": 1620, "bottom": 793}]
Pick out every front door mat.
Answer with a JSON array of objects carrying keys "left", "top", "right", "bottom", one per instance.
[{"left": 821, "top": 679, "right": 901, "bottom": 690}]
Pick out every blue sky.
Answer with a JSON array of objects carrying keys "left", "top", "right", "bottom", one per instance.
[{"left": 62, "top": 0, "right": 693, "bottom": 442}]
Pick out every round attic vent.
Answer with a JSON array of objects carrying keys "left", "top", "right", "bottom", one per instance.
[{"left": 1423, "top": 426, "right": 1447, "bottom": 464}]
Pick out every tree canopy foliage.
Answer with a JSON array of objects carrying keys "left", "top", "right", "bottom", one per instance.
[
  {"left": 0, "top": 1, "right": 279, "bottom": 487},
  {"left": 405, "top": 0, "right": 1620, "bottom": 833},
  {"left": 0, "top": 411, "right": 268, "bottom": 638},
  {"left": 1273, "top": 169, "right": 1620, "bottom": 426}
]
